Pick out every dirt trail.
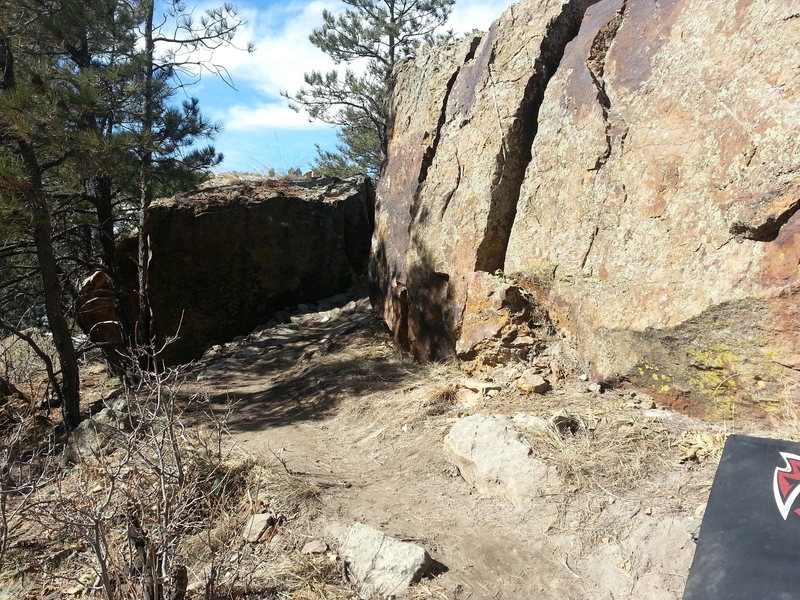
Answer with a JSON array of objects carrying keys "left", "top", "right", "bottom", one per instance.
[{"left": 182, "top": 292, "right": 731, "bottom": 599}]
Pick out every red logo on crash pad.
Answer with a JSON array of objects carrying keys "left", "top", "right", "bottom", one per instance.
[{"left": 774, "top": 452, "right": 800, "bottom": 520}]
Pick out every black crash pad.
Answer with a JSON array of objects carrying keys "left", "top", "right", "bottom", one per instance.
[{"left": 684, "top": 434, "right": 800, "bottom": 599}]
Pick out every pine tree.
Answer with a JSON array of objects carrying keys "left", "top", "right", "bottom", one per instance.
[
  {"left": 288, "top": 0, "right": 454, "bottom": 177},
  {"left": 0, "top": 3, "right": 90, "bottom": 428},
  {"left": 135, "top": 0, "right": 248, "bottom": 348},
  {"left": 0, "top": 0, "right": 248, "bottom": 427}
]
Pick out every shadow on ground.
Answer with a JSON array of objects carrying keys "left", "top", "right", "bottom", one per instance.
[{"left": 201, "top": 349, "right": 427, "bottom": 433}]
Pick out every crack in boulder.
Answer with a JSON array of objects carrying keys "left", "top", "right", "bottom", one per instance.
[
  {"left": 586, "top": 0, "right": 627, "bottom": 171},
  {"left": 729, "top": 202, "right": 800, "bottom": 242},
  {"left": 729, "top": 180, "right": 800, "bottom": 242},
  {"left": 410, "top": 35, "right": 482, "bottom": 225},
  {"left": 474, "top": 0, "right": 606, "bottom": 273}
]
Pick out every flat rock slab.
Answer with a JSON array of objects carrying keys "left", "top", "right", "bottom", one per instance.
[
  {"left": 444, "top": 414, "right": 559, "bottom": 507},
  {"left": 242, "top": 513, "right": 281, "bottom": 543},
  {"left": 331, "top": 522, "right": 432, "bottom": 597}
]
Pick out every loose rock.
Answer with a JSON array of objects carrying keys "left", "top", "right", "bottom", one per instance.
[
  {"left": 63, "top": 397, "right": 133, "bottom": 463},
  {"left": 331, "top": 522, "right": 432, "bottom": 597},
  {"left": 242, "top": 513, "right": 282, "bottom": 543},
  {"left": 443, "top": 414, "right": 559, "bottom": 507},
  {"left": 516, "top": 371, "right": 551, "bottom": 394},
  {"left": 301, "top": 539, "right": 328, "bottom": 555}
]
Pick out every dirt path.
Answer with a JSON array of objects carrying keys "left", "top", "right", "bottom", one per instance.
[{"left": 183, "top": 293, "right": 724, "bottom": 599}]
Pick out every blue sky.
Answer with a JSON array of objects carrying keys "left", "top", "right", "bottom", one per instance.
[{"left": 178, "top": 0, "right": 515, "bottom": 173}]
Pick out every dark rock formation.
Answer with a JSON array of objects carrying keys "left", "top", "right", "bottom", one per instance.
[
  {"left": 370, "top": 0, "right": 800, "bottom": 414},
  {"left": 79, "top": 176, "right": 374, "bottom": 365},
  {"left": 76, "top": 236, "right": 139, "bottom": 364}
]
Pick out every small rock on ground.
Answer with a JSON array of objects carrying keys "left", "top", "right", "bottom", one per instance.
[
  {"left": 516, "top": 371, "right": 550, "bottom": 394},
  {"left": 443, "top": 414, "right": 559, "bottom": 507},
  {"left": 301, "top": 539, "right": 328, "bottom": 554},
  {"left": 242, "top": 513, "right": 281, "bottom": 543},
  {"left": 329, "top": 522, "right": 432, "bottom": 597}
]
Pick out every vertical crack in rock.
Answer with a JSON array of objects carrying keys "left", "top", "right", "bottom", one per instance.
[
  {"left": 475, "top": 0, "right": 605, "bottom": 273},
  {"left": 440, "top": 153, "right": 462, "bottom": 218},
  {"left": 411, "top": 35, "right": 482, "bottom": 224},
  {"left": 587, "top": 0, "right": 627, "bottom": 171},
  {"left": 580, "top": 226, "right": 600, "bottom": 270}
]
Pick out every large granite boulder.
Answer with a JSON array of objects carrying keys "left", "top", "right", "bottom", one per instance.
[
  {"left": 370, "top": 0, "right": 800, "bottom": 414},
  {"left": 78, "top": 176, "right": 374, "bottom": 365},
  {"left": 147, "top": 176, "right": 374, "bottom": 364}
]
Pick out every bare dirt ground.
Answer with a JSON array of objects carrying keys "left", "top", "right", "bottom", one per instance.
[
  {"left": 172, "top": 289, "right": 781, "bottom": 600},
  {"left": 7, "top": 289, "right": 794, "bottom": 599}
]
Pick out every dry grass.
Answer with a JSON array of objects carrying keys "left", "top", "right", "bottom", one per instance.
[
  {"left": 422, "top": 383, "right": 459, "bottom": 416},
  {"left": 264, "top": 553, "right": 350, "bottom": 600},
  {"left": 410, "top": 583, "right": 450, "bottom": 599},
  {"left": 676, "top": 430, "right": 726, "bottom": 463},
  {"left": 0, "top": 408, "right": 345, "bottom": 600},
  {"left": 244, "top": 459, "right": 322, "bottom": 516},
  {"left": 772, "top": 379, "right": 800, "bottom": 441},
  {"left": 527, "top": 412, "right": 677, "bottom": 496}
]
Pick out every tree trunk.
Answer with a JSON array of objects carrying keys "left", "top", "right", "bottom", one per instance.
[
  {"left": 137, "top": 0, "right": 156, "bottom": 350},
  {"left": 18, "top": 142, "right": 81, "bottom": 430},
  {"left": 95, "top": 174, "right": 136, "bottom": 351}
]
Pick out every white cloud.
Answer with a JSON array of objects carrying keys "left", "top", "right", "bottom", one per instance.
[
  {"left": 225, "top": 102, "right": 330, "bottom": 130},
  {"left": 218, "top": 0, "right": 513, "bottom": 98},
  {"left": 211, "top": 1, "right": 343, "bottom": 97},
  {"left": 203, "top": 0, "right": 514, "bottom": 132},
  {"left": 445, "top": 0, "right": 513, "bottom": 36}
]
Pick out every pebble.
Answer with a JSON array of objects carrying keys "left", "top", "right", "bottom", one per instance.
[{"left": 301, "top": 539, "right": 328, "bottom": 554}]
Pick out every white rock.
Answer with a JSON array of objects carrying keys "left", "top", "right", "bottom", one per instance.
[
  {"left": 334, "top": 523, "right": 431, "bottom": 597},
  {"left": 242, "top": 513, "right": 276, "bottom": 543},
  {"left": 456, "top": 388, "right": 483, "bottom": 408},
  {"left": 443, "top": 414, "right": 558, "bottom": 507},
  {"left": 301, "top": 539, "right": 328, "bottom": 554}
]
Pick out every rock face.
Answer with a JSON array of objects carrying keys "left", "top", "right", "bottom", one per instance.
[
  {"left": 370, "top": 0, "right": 800, "bottom": 413},
  {"left": 443, "top": 414, "right": 559, "bottom": 507},
  {"left": 79, "top": 176, "right": 374, "bottom": 365}
]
